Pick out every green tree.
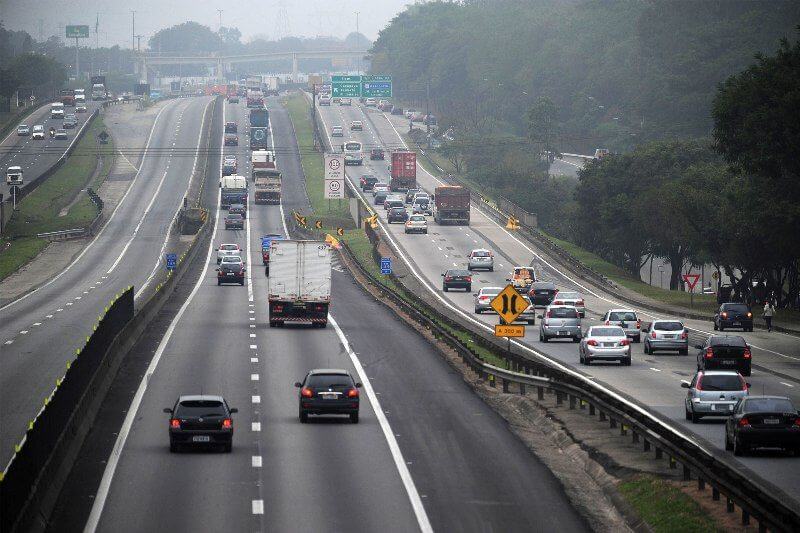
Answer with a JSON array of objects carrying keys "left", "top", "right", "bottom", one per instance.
[
  {"left": 10, "top": 53, "right": 66, "bottom": 89},
  {"left": 149, "top": 22, "right": 222, "bottom": 55},
  {"left": 527, "top": 96, "right": 558, "bottom": 158}
]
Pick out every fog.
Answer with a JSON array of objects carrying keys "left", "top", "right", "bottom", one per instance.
[{"left": 0, "top": 0, "right": 409, "bottom": 47}]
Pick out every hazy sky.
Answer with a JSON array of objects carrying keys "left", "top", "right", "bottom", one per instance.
[{"left": 1, "top": 0, "right": 411, "bottom": 47}]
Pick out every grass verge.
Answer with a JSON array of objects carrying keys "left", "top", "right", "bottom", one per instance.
[
  {"left": 619, "top": 475, "right": 721, "bottom": 533},
  {"left": 282, "top": 93, "right": 354, "bottom": 230},
  {"left": 0, "top": 115, "right": 115, "bottom": 281}
]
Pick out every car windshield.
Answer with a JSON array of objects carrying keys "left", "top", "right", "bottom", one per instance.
[
  {"left": 175, "top": 400, "right": 226, "bottom": 417},
  {"left": 743, "top": 398, "right": 795, "bottom": 413},
  {"left": 533, "top": 282, "right": 555, "bottom": 290},
  {"left": 590, "top": 327, "right": 625, "bottom": 337},
  {"left": 654, "top": 321, "right": 683, "bottom": 331},
  {"left": 550, "top": 308, "right": 579, "bottom": 318},
  {"left": 609, "top": 312, "right": 637, "bottom": 321},
  {"left": 699, "top": 374, "right": 742, "bottom": 391},
  {"left": 307, "top": 374, "right": 353, "bottom": 388},
  {"left": 220, "top": 245, "right": 238, "bottom": 250}
]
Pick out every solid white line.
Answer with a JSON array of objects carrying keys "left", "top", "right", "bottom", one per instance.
[
  {"left": 328, "top": 315, "right": 433, "bottom": 533},
  {"left": 650, "top": 367, "right": 662, "bottom": 372},
  {"left": 780, "top": 382, "right": 794, "bottom": 388},
  {"left": 250, "top": 357, "right": 258, "bottom": 363},
  {"left": 249, "top": 333, "right": 256, "bottom": 338},
  {"left": 249, "top": 344, "right": 257, "bottom": 349},
  {"left": 252, "top": 500, "right": 264, "bottom": 515}
]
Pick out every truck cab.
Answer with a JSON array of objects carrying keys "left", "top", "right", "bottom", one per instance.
[
  {"left": 508, "top": 267, "right": 537, "bottom": 293},
  {"left": 6, "top": 166, "right": 23, "bottom": 186},
  {"left": 51, "top": 102, "right": 65, "bottom": 119},
  {"left": 343, "top": 141, "right": 363, "bottom": 166}
]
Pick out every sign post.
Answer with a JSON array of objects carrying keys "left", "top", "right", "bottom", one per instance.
[
  {"left": 683, "top": 273, "right": 700, "bottom": 308},
  {"left": 380, "top": 257, "right": 392, "bottom": 275},
  {"left": 490, "top": 284, "right": 527, "bottom": 357},
  {"left": 66, "top": 26, "right": 90, "bottom": 80},
  {"left": 324, "top": 153, "right": 345, "bottom": 201},
  {"left": 165, "top": 253, "right": 177, "bottom": 271}
]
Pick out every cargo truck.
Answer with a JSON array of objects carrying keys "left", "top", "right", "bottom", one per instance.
[
  {"left": 250, "top": 127, "right": 269, "bottom": 151},
  {"left": 264, "top": 76, "right": 280, "bottom": 96},
  {"left": 433, "top": 185, "right": 470, "bottom": 225},
  {"left": 246, "top": 89, "right": 264, "bottom": 108},
  {"left": 389, "top": 150, "right": 417, "bottom": 192},
  {"left": 60, "top": 89, "right": 75, "bottom": 106},
  {"left": 268, "top": 240, "right": 332, "bottom": 328},
  {"left": 90, "top": 76, "right": 107, "bottom": 101},
  {"left": 254, "top": 169, "right": 281, "bottom": 204},
  {"left": 220, "top": 175, "right": 248, "bottom": 208},
  {"left": 246, "top": 75, "right": 262, "bottom": 91},
  {"left": 249, "top": 108, "right": 269, "bottom": 127},
  {"left": 251, "top": 150, "right": 276, "bottom": 172}
]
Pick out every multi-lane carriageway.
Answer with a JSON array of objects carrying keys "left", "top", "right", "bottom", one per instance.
[
  {"left": 315, "top": 97, "right": 800, "bottom": 503},
  {"left": 74, "top": 96, "right": 589, "bottom": 532}
]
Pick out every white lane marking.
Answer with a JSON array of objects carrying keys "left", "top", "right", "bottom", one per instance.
[
  {"left": 74, "top": 296, "right": 81, "bottom": 300},
  {"left": 650, "top": 367, "right": 661, "bottom": 372},
  {"left": 56, "top": 308, "right": 63, "bottom": 312},
  {"left": 328, "top": 315, "right": 433, "bottom": 533},
  {"left": 780, "top": 382, "right": 794, "bottom": 388},
  {"left": 19, "top": 330, "right": 28, "bottom": 334},
  {"left": 252, "top": 500, "right": 264, "bottom": 515},
  {"left": 45, "top": 315, "right": 53, "bottom": 318},
  {"left": 249, "top": 310, "right": 255, "bottom": 314},
  {"left": 250, "top": 357, "right": 258, "bottom": 363},
  {"left": 245, "top": 214, "right": 254, "bottom": 303},
  {"left": 32, "top": 322, "right": 41, "bottom": 326},
  {"left": 249, "top": 317, "right": 255, "bottom": 321},
  {"left": 250, "top": 373, "right": 259, "bottom": 381},
  {"left": 252, "top": 395, "right": 261, "bottom": 404},
  {"left": 66, "top": 302, "right": 73, "bottom": 306},
  {"left": 4, "top": 340, "right": 12, "bottom": 345},
  {"left": 249, "top": 344, "right": 257, "bottom": 349},
  {"left": 0, "top": 103, "right": 174, "bottom": 313},
  {"left": 83, "top": 133, "right": 225, "bottom": 533},
  {"left": 251, "top": 456, "right": 262, "bottom": 468},
  {"left": 251, "top": 422, "right": 261, "bottom": 432},
  {"left": 249, "top": 333, "right": 256, "bottom": 338},
  {"left": 249, "top": 324, "right": 256, "bottom": 328}
]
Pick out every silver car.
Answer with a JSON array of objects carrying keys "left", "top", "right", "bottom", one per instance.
[
  {"left": 681, "top": 370, "right": 749, "bottom": 422},
  {"left": 539, "top": 305, "right": 582, "bottom": 342},
  {"left": 551, "top": 291, "right": 585, "bottom": 317},
  {"left": 643, "top": 320, "right": 688, "bottom": 355},
  {"left": 474, "top": 286, "right": 502, "bottom": 314},
  {"left": 467, "top": 249, "right": 494, "bottom": 272},
  {"left": 217, "top": 243, "right": 241, "bottom": 264},
  {"left": 579, "top": 326, "right": 631, "bottom": 366},
  {"left": 602, "top": 309, "right": 641, "bottom": 342}
]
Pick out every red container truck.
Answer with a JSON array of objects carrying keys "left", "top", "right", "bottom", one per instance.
[
  {"left": 389, "top": 150, "right": 417, "bottom": 192},
  {"left": 433, "top": 185, "right": 470, "bottom": 225}
]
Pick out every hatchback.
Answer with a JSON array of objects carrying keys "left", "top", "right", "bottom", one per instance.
[
  {"left": 387, "top": 206, "right": 409, "bottom": 224},
  {"left": 374, "top": 190, "right": 388, "bottom": 205},
  {"left": 695, "top": 335, "right": 752, "bottom": 376},
  {"left": 579, "top": 326, "right": 631, "bottom": 365},
  {"left": 602, "top": 309, "right": 641, "bottom": 342},
  {"left": 217, "top": 243, "right": 241, "bottom": 264},
  {"left": 467, "top": 249, "right": 494, "bottom": 271},
  {"left": 224, "top": 121, "right": 237, "bottom": 133},
  {"left": 725, "top": 396, "right": 800, "bottom": 456},
  {"left": 528, "top": 281, "right": 557, "bottom": 306},
  {"left": 365, "top": 98, "right": 377, "bottom": 107},
  {"left": 391, "top": 107, "right": 405, "bottom": 115},
  {"left": 551, "top": 291, "right": 585, "bottom": 317},
  {"left": 681, "top": 370, "right": 749, "bottom": 422},
  {"left": 360, "top": 175, "right": 379, "bottom": 191},
  {"left": 351, "top": 120, "right": 363, "bottom": 131},
  {"left": 474, "top": 287, "right": 502, "bottom": 314},
  {"left": 644, "top": 320, "right": 688, "bottom": 354},
  {"left": 164, "top": 395, "right": 238, "bottom": 452},
  {"left": 442, "top": 269, "right": 472, "bottom": 292},
  {"left": 54, "top": 129, "right": 68, "bottom": 140},
  {"left": 17, "top": 125, "right": 30, "bottom": 136},
  {"left": 296, "top": 369, "right": 362, "bottom": 423},
  {"left": 372, "top": 183, "right": 390, "bottom": 196},
  {"left": 217, "top": 256, "right": 245, "bottom": 285},
  {"left": 224, "top": 134, "right": 238, "bottom": 146},
  {"left": 539, "top": 305, "right": 581, "bottom": 342},
  {"left": 714, "top": 303, "right": 753, "bottom": 332},
  {"left": 384, "top": 198, "right": 404, "bottom": 210},
  {"left": 225, "top": 213, "right": 244, "bottom": 230}
]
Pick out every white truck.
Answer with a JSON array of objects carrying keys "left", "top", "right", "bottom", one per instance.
[
  {"left": 264, "top": 76, "right": 280, "bottom": 96},
  {"left": 220, "top": 175, "right": 248, "bottom": 208},
  {"left": 268, "top": 240, "right": 332, "bottom": 328},
  {"left": 51, "top": 102, "right": 65, "bottom": 119},
  {"left": 6, "top": 166, "right": 23, "bottom": 186}
]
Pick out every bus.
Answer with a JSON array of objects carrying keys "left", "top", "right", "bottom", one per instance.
[{"left": 343, "top": 141, "right": 363, "bottom": 166}]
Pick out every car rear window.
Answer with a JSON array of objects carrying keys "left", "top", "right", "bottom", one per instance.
[
  {"left": 221, "top": 244, "right": 238, "bottom": 250},
  {"left": 533, "top": 282, "right": 555, "bottom": 290},
  {"left": 307, "top": 374, "right": 353, "bottom": 388},
  {"left": 654, "top": 321, "right": 683, "bottom": 331},
  {"left": 724, "top": 304, "right": 750, "bottom": 313},
  {"left": 556, "top": 292, "right": 580, "bottom": 300},
  {"left": 176, "top": 400, "right": 226, "bottom": 417},
  {"left": 550, "top": 307, "right": 578, "bottom": 318},
  {"left": 609, "top": 311, "right": 637, "bottom": 321},
  {"left": 699, "top": 374, "right": 743, "bottom": 391},
  {"left": 472, "top": 251, "right": 491, "bottom": 257},
  {"left": 410, "top": 215, "right": 425, "bottom": 222},
  {"left": 743, "top": 398, "right": 795, "bottom": 413},
  {"left": 710, "top": 335, "right": 746, "bottom": 347},
  {"left": 591, "top": 327, "right": 624, "bottom": 337},
  {"left": 448, "top": 270, "right": 471, "bottom": 276}
]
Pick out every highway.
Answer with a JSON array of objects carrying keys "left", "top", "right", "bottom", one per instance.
[
  {"left": 82, "top": 96, "right": 588, "bottom": 532},
  {"left": 0, "top": 101, "right": 101, "bottom": 200},
  {"left": 316, "top": 97, "right": 800, "bottom": 502},
  {"left": 0, "top": 96, "right": 214, "bottom": 467}
]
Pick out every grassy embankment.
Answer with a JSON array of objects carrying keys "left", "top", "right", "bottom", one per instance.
[{"left": 0, "top": 116, "right": 115, "bottom": 281}]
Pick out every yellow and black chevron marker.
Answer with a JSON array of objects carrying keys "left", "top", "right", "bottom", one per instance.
[
  {"left": 315, "top": 220, "right": 323, "bottom": 229},
  {"left": 506, "top": 216, "right": 520, "bottom": 230},
  {"left": 366, "top": 214, "right": 379, "bottom": 229},
  {"left": 336, "top": 227, "right": 344, "bottom": 236}
]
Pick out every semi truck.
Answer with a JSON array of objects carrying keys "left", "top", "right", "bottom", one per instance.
[
  {"left": 254, "top": 169, "right": 281, "bottom": 204},
  {"left": 220, "top": 175, "right": 248, "bottom": 208},
  {"left": 250, "top": 127, "right": 269, "bottom": 151},
  {"left": 268, "top": 240, "right": 332, "bottom": 328},
  {"left": 249, "top": 108, "right": 269, "bottom": 127},
  {"left": 246, "top": 89, "right": 264, "bottom": 108},
  {"left": 90, "top": 76, "right": 107, "bottom": 101},
  {"left": 264, "top": 76, "right": 280, "bottom": 96},
  {"left": 60, "top": 89, "right": 75, "bottom": 106},
  {"left": 389, "top": 150, "right": 417, "bottom": 192},
  {"left": 433, "top": 185, "right": 470, "bottom": 225},
  {"left": 251, "top": 150, "right": 276, "bottom": 172}
]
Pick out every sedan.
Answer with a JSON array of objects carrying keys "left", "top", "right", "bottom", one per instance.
[
  {"left": 17, "top": 124, "right": 30, "bottom": 136},
  {"left": 370, "top": 148, "right": 385, "bottom": 160},
  {"left": 405, "top": 189, "right": 421, "bottom": 204},
  {"left": 350, "top": 120, "right": 363, "bottom": 131},
  {"left": 32, "top": 125, "right": 45, "bottom": 140},
  {"left": 225, "top": 121, "right": 238, "bottom": 133},
  {"left": 217, "top": 255, "right": 245, "bottom": 285},
  {"left": 224, "top": 213, "right": 245, "bottom": 230},
  {"left": 340, "top": 98, "right": 352, "bottom": 106},
  {"left": 295, "top": 369, "right": 362, "bottom": 423},
  {"left": 384, "top": 197, "right": 404, "bottom": 211},
  {"left": 365, "top": 98, "right": 377, "bottom": 107},
  {"left": 442, "top": 269, "right": 472, "bottom": 292},
  {"left": 714, "top": 302, "right": 753, "bottom": 332},
  {"left": 681, "top": 370, "right": 749, "bottom": 423},
  {"left": 643, "top": 320, "right": 688, "bottom": 355},
  {"left": 579, "top": 326, "right": 631, "bottom": 366},
  {"left": 224, "top": 134, "right": 238, "bottom": 146},
  {"left": 528, "top": 281, "right": 557, "bottom": 306},
  {"left": 539, "top": 305, "right": 581, "bottom": 342},
  {"left": 695, "top": 335, "right": 752, "bottom": 376},
  {"left": 164, "top": 395, "right": 238, "bottom": 452},
  {"left": 229, "top": 203, "right": 247, "bottom": 219},
  {"left": 374, "top": 190, "right": 388, "bottom": 206},
  {"left": 387, "top": 206, "right": 409, "bottom": 224},
  {"left": 331, "top": 126, "right": 343, "bottom": 137},
  {"left": 551, "top": 291, "right": 585, "bottom": 317},
  {"left": 360, "top": 175, "right": 379, "bottom": 191},
  {"left": 725, "top": 396, "right": 800, "bottom": 455},
  {"left": 76, "top": 104, "right": 87, "bottom": 113},
  {"left": 404, "top": 214, "right": 428, "bottom": 234},
  {"left": 54, "top": 129, "right": 68, "bottom": 140},
  {"left": 467, "top": 249, "right": 494, "bottom": 271},
  {"left": 372, "top": 183, "right": 390, "bottom": 196},
  {"left": 474, "top": 287, "right": 502, "bottom": 314},
  {"left": 217, "top": 243, "right": 241, "bottom": 264}
]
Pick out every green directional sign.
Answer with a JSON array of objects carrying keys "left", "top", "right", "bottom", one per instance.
[
  {"left": 66, "top": 25, "right": 90, "bottom": 39},
  {"left": 332, "top": 82, "right": 360, "bottom": 98},
  {"left": 332, "top": 75, "right": 361, "bottom": 83},
  {"left": 361, "top": 75, "right": 392, "bottom": 98}
]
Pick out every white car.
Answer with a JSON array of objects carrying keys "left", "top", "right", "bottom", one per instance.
[
  {"left": 350, "top": 120, "right": 363, "bottom": 131},
  {"left": 319, "top": 96, "right": 331, "bottom": 106},
  {"left": 217, "top": 243, "right": 242, "bottom": 264},
  {"left": 364, "top": 98, "right": 377, "bottom": 107},
  {"left": 372, "top": 183, "right": 390, "bottom": 197},
  {"left": 331, "top": 126, "right": 343, "bottom": 137},
  {"left": 551, "top": 291, "right": 586, "bottom": 317},
  {"left": 17, "top": 124, "right": 30, "bottom": 136},
  {"left": 339, "top": 98, "right": 352, "bottom": 106},
  {"left": 404, "top": 214, "right": 428, "bottom": 234},
  {"left": 76, "top": 104, "right": 87, "bottom": 113},
  {"left": 31, "top": 125, "right": 45, "bottom": 140}
]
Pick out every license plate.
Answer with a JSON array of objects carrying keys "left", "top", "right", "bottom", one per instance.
[
  {"left": 193, "top": 435, "right": 210, "bottom": 442},
  {"left": 321, "top": 394, "right": 337, "bottom": 400},
  {"left": 663, "top": 335, "right": 675, "bottom": 339},
  {"left": 764, "top": 418, "right": 780, "bottom": 425},
  {"left": 558, "top": 331, "right": 569, "bottom": 336},
  {"left": 227, "top": 272, "right": 234, "bottom": 276},
  {"left": 732, "top": 322, "right": 741, "bottom": 326},
  {"left": 711, "top": 404, "right": 716, "bottom": 411},
  {"left": 721, "top": 360, "right": 736, "bottom": 365}
]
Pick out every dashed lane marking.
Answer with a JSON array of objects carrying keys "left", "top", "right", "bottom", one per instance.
[
  {"left": 251, "top": 422, "right": 261, "bottom": 432},
  {"left": 252, "top": 395, "right": 260, "bottom": 404}
]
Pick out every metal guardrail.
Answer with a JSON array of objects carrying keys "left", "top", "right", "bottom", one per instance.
[{"left": 36, "top": 227, "right": 88, "bottom": 241}]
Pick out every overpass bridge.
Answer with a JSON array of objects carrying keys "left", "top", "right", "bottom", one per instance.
[{"left": 135, "top": 49, "right": 369, "bottom": 82}]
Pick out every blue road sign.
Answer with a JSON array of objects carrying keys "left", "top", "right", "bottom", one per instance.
[
  {"left": 380, "top": 257, "right": 392, "bottom": 275},
  {"left": 165, "top": 253, "right": 178, "bottom": 271}
]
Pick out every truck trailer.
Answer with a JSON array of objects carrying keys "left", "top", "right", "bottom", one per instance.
[
  {"left": 433, "top": 185, "right": 470, "bottom": 225},
  {"left": 389, "top": 150, "right": 417, "bottom": 191},
  {"left": 268, "top": 240, "right": 332, "bottom": 328},
  {"left": 254, "top": 169, "right": 281, "bottom": 204}
]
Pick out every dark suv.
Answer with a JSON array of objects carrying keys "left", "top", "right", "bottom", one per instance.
[
  {"left": 295, "top": 369, "right": 362, "bottom": 423},
  {"left": 164, "top": 395, "right": 238, "bottom": 452},
  {"left": 714, "top": 303, "right": 753, "bottom": 332},
  {"left": 387, "top": 207, "right": 409, "bottom": 224},
  {"left": 528, "top": 281, "right": 558, "bottom": 306},
  {"left": 360, "top": 174, "right": 379, "bottom": 191},
  {"left": 695, "top": 335, "right": 752, "bottom": 376},
  {"left": 442, "top": 269, "right": 472, "bottom": 292}
]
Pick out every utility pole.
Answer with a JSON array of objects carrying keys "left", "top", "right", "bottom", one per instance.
[
  {"left": 426, "top": 80, "right": 431, "bottom": 149},
  {"left": 218, "top": 9, "right": 224, "bottom": 31},
  {"left": 75, "top": 36, "right": 80, "bottom": 80},
  {"left": 135, "top": 35, "right": 142, "bottom": 52},
  {"left": 131, "top": 10, "right": 136, "bottom": 51},
  {"left": 355, "top": 11, "right": 360, "bottom": 74}
]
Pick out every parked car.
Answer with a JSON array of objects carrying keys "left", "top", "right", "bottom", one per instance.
[
  {"left": 370, "top": 148, "right": 385, "bottom": 160},
  {"left": 681, "top": 370, "right": 749, "bottom": 423},
  {"left": 216, "top": 255, "right": 245, "bottom": 285},
  {"left": 442, "top": 269, "right": 472, "bottom": 292},
  {"left": 387, "top": 206, "right": 409, "bottom": 224},
  {"left": 224, "top": 134, "right": 238, "bottom": 146},
  {"left": 350, "top": 120, "right": 363, "bottom": 131},
  {"left": 360, "top": 174, "right": 379, "bottom": 191},
  {"left": 224, "top": 121, "right": 238, "bottom": 133},
  {"left": 550, "top": 291, "right": 585, "bottom": 317},
  {"left": 229, "top": 203, "right": 247, "bottom": 219},
  {"left": 539, "top": 305, "right": 582, "bottom": 342},
  {"left": 331, "top": 126, "right": 343, "bottom": 137},
  {"left": 695, "top": 335, "right": 752, "bottom": 376},
  {"left": 467, "top": 249, "right": 494, "bottom": 271},
  {"left": 217, "top": 243, "right": 241, "bottom": 264},
  {"left": 17, "top": 124, "right": 30, "bottom": 136},
  {"left": 404, "top": 214, "right": 428, "bottom": 234},
  {"left": 474, "top": 287, "right": 502, "bottom": 314},
  {"left": 164, "top": 395, "right": 237, "bottom": 452},
  {"left": 714, "top": 303, "right": 753, "bottom": 332},
  {"left": 725, "top": 396, "right": 799, "bottom": 456},
  {"left": 643, "top": 320, "right": 688, "bottom": 355},
  {"left": 295, "top": 369, "right": 362, "bottom": 423},
  {"left": 602, "top": 309, "right": 642, "bottom": 342},
  {"left": 224, "top": 213, "right": 245, "bottom": 230},
  {"left": 528, "top": 281, "right": 557, "bottom": 306},
  {"left": 579, "top": 326, "right": 631, "bottom": 366}
]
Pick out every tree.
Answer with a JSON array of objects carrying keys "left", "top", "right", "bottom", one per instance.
[
  {"left": 149, "top": 22, "right": 222, "bottom": 55},
  {"left": 527, "top": 96, "right": 558, "bottom": 158},
  {"left": 10, "top": 53, "right": 66, "bottom": 89}
]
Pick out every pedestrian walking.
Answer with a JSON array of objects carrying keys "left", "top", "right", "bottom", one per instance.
[{"left": 763, "top": 300, "right": 776, "bottom": 332}]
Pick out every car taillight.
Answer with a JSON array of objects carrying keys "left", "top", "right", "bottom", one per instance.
[
  {"left": 793, "top": 417, "right": 800, "bottom": 428},
  {"left": 604, "top": 320, "right": 610, "bottom": 325},
  {"left": 576, "top": 300, "right": 584, "bottom": 306},
  {"left": 680, "top": 331, "right": 688, "bottom": 339},
  {"left": 444, "top": 276, "right": 452, "bottom": 282},
  {"left": 695, "top": 376, "right": 703, "bottom": 391},
  {"left": 636, "top": 319, "right": 641, "bottom": 329},
  {"left": 740, "top": 378, "right": 748, "bottom": 392},
  {"left": 705, "top": 347, "right": 714, "bottom": 359},
  {"left": 273, "top": 304, "right": 283, "bottom": 312},
  {"left": 545, "top": 311, "right": 551, "bottom": 318},
  {"left": 239, "top": 269, "right": 245, "bottom": 275},
  {"left": 466, "top": 276, "right": 472, "bottom": 282},
  {"left": 479, "top": 296, "right": 490, "bottom": 301},
  {"left": 347, "top": 388, "right": 359, "bottom": 398},
  {"left": 315, "top": 304, "right": 325, "bottom": 311},
  {"left": 587, "top": 339, "right": 598, "bottom": 346},
  {"left": 301, "top": 387, "right": 313, "bottom": 398},
  {"left": 746, "top": 312, "right": 752, "bottom": 318},
  {"left": 743, "top": 347, "right": 751, "bottom": 359},
  {"left": 738, "top": 417, "right": 751, "bottom": 428},
  {"left": 217, "top": 271, "right": 224, "bottom": 277},
  {"left": 721, "top": 311, "right": 728, "bottom": 319},
  {"left": 619, "top": 339, "right": 630, "bottom": 346},
  {"left": 553, "top": 300, "right": 563, "bottom": 305},
  {"left": 222, "top": 418, "right": 232, "bottom": 429},
  {"left": 170, "top": 419, "right": 181, "bottom": 428}
]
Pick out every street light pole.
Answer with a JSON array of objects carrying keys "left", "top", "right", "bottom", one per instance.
[
  {"left": 426, "top": 80, "right": 430, "bottom": 149},
  {"left": 131, "top": 10, "right": 136, "bottom": 51},
  {"left": 355, "top": 11, "right": 360, "bottom": 75},
  {"left": 75, "top": 36, "right": 80, "bottom": 80}
]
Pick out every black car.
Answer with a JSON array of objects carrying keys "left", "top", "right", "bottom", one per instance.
[
  {"left": 725, "top": 396, "right": 800, "bottom": 456},
  {"left": 370, "top": 148, "right": 385, "bottom": 160},
  {"left": 405, "top": 189, "right": 421, "bottom": 204},
  {"left": 695, "top": 335, "right": 752, "bottom": 376},
  {"left": 528, "top": 281, "right": 558, "bottom": 306},
  {"left": 714, "top": 303, "right": 753, "bottom": 332},
  {"left": 387, "top": 207, "right": 409, "bottom": 224},
  {"left": 224, "top": 134, "right": 238, "bottom": 146},
  {"left": 225, "top": 213, "right": 244, "bottom": 230},
  {"left": 391, "top": 106, "right": 404, "bottom": 115},
  {"left": 224, "top": 121, "right": 238, "bottom": 133},
  {"left": 229, "top": 203, "right": 247, "bottom": 219},
  {"left": 360, "top": 174, "right": 379, "bottom": 191},
  {"left": 164, "top": 395, "right": 238, "bottom": 452},
  {"left": 295, "top": 369, "right": 362, "bottom": 423},
  {"left": 217, "top": 257, "right": 245, "bottom": 285},
  {"left": 442, "top": 269, "right": 472, "bottom": 292}
]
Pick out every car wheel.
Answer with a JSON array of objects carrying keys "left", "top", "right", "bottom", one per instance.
[
  {"left": 685, "top": 406, "right": 692, "bottom": 421},
  {"left": 269, "top": 321, "right": 276, "bottom": 328},
  {"left": 423, "top": 230, "right": 428, "bottom": 234},
  {"left": 584, "top": 356, "right": 591, "bottom": 366},
  {"left": 691, "top": 410, "right": 701, "bottom": 423},
  {"left": 350, "top": 412, "right": 359, "bottom": 424},
  {"left": 240, "top": 281, "right": 244, "bottom": 286},
  {"left": 624, "top": 357, "right": 632, "bottom": 366},
  {"left": 725, "top": 432, "right": 733, "bottom": 451},
  {"left": 742, "top": 367, "right": 751, "bottom": 377},
  {"left": 217, "top": 280, "right": 221, "bottom": 286},
  {"left": 733, "top": 437, "right": 748, "bottom": 456},
  {"left": 578, "top": 351, "right": 584, "bottom": 364},
  {"left": 265, "top": 268, "right": 269, "bottom": 277},
  {"left": 489, "top": 267, "right": 493, "bottom": 272},
  {"left": 223, "top": 443, "right": 232, "bottom": 453},
  {"left": 679, "top": 348, "right": 688, "bottom": 356},
  {"left": 170, "top": 442, "right": 178, "bottom": 453},
  {"left": 541, "top": 334, "right": 548, "bottom": 342},
  {"left": 573, "top": 336, "right": 580, "bottom": 343},
  {"left": 467, "top": 266, "right": 472, "bottom": 271},
  {"left": 443, "top": 286, "right": 449, "bottom": 292},
  {"left": 719, "top": 324, "right": 725, "bottom": 332},
  {"left": 634, "top": 335, "right": 641, "bottom": 343},
  {"left": 299, "top": 411, "right": 308, "bottom": 423},
  {"left": 466, "top": 285, "right": 472, "bottom": 292},
  {"left": 643, "top": 342, "right": 649, "bottom": 355},
  {"left": 713, "top": 322, "right": 718, "bottom": 331}
]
